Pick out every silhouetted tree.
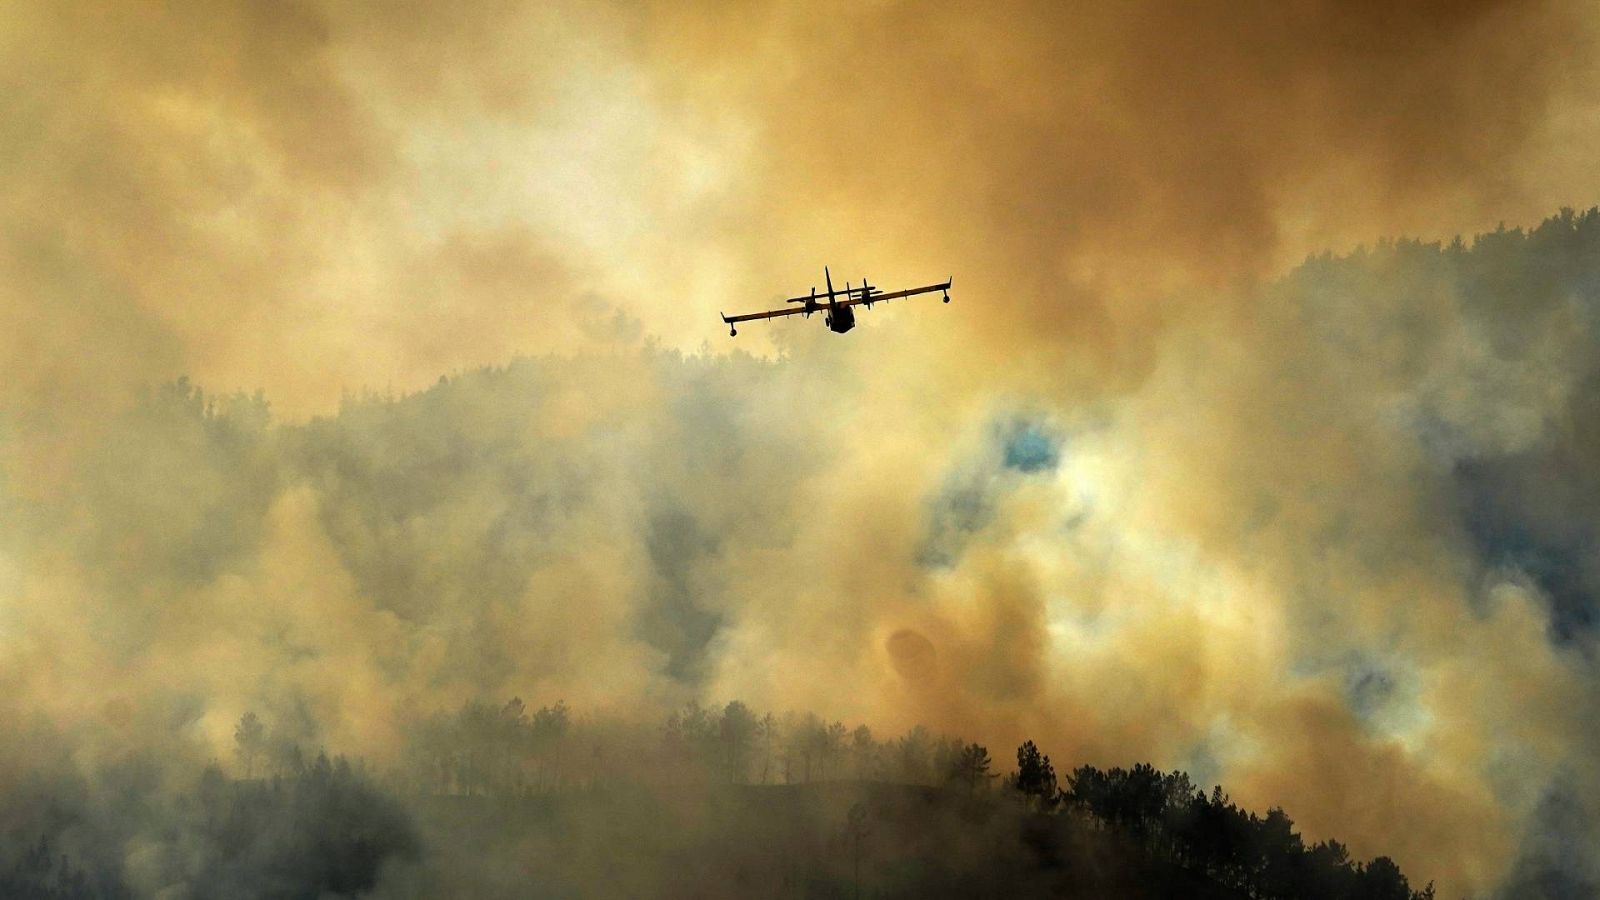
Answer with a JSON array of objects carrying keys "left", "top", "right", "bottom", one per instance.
[
  {"left": 1014, "top": 740, "right": 1057, "bottom": 810},
  {"left": 893, "top": 725, "right": 934, "bottom": 785},
  {"left": 822, "top": 721, "right": 848, "bottom": 781},
  {"left": 1356, "top": 856, "right": 1424, "bottom": 900},
  {"left": 950, "top": 743, "right": 996, "bottom": 795},
  {"left": 720, "top": 700, "right": 758, "bottom": 783},
  {"left": 850, "top": 724, "right": 878, "bottom": 780},
  {"left": 234, "top": 711, "right": 265, "bottom": 779},
  {"left": 932, "top": 736, "right": 964, "bottom": 788},
  {"left": 758, "top": 712, "right": 778, "bottom": 784},
  {"left": 793, "top": 713, "right": 826, "bottom": 783}
]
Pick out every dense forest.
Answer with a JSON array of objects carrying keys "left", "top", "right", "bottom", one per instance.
[{"left": 2, "top": 698, "right": 1434, "bottom": 899}]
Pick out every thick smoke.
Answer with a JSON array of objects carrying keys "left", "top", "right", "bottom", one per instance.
[{"left": 6, "top": 1, "right": 1600, "bottom": 897}]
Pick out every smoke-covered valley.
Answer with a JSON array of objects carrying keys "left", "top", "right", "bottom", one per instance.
[
  {"left": 8, "top": 1, "right": 1600, "bottom": 895},
  {"left": 4, "top": 215, "right": 1600, "bottom": 896}
]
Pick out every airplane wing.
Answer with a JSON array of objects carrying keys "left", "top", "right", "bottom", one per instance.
[
  {"left": 834, "top": 279, "right": 951, "bottom": 308},
  {"left": 721, "top": 306, "right": 812, "bottom": 324}
]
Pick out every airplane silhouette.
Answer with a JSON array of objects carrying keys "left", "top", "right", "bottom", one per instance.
[{"left": 721, "top": 267, "right": 951, "bottom": 336}]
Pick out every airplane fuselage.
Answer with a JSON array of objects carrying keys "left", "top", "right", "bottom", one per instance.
[
  {"left": 826, "top": 301, "right": 855, "bottom": 333},
  {"left": 821, "top": 266, "right": 855, "bottom": 333}
]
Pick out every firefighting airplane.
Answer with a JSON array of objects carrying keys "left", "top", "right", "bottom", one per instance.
[{"left": 721, "top": 267, "right": 951, "bottom": 336}]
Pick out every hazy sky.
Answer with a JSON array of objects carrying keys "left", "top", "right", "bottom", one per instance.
[{"left": 5, "top": 2, "right": 1600, "bottom": 896}]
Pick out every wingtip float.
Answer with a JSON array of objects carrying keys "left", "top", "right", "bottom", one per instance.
[{"left": 721, "top": 267, "right": 952, "bottom": 336}]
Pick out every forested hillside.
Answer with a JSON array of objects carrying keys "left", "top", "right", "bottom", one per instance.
[{"left": 9, "top": 211, "right": 1600, "bottom": 896}]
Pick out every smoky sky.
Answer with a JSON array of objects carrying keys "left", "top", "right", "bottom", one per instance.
[{"left": 5, "top": 2, "right": 1600, "bottom": 897}]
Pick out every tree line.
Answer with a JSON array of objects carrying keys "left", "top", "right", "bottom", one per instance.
[
  {"left": 226, "top": 701, "right": 1433, "bottom": 899},
  {"left": 1011, "top": 744, "right": 1433, "bottom": 900}
]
